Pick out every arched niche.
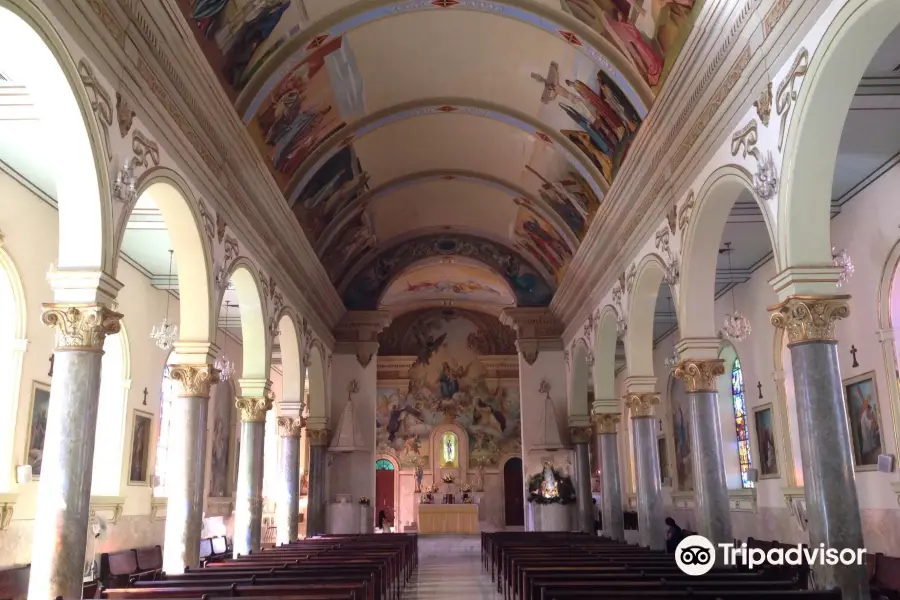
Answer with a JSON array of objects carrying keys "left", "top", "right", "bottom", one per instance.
[
  {"left": 0, "top": 240, "right": 26, "bottom": 491},
  {"left": 122, "top": 168, "right": 216, "bottom": 346},
  {"left": 428, "top": 423, "right": 468, "bottom": 484},
  {"left": 0, "top": 1, "right": 113, "bottom": 274}
]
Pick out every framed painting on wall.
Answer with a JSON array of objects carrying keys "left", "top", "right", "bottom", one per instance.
[
  {"left": 657, "top": 436, "right": 669, "bottom": 484},
  {"left": 128, "top": 410, "right": 153, "bottom": 485},
  {"left": 752, "top": 404, "right": 779, "bottom": 478},
  {"left": 843, "top": 372, "right": 884, "bottom": 471},
  {"left": 25, "top": 381, "right": 51, "bottom": 478}
]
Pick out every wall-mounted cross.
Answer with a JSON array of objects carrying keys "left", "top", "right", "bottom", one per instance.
[
  {"left": 850, "top": 345, "right": 859, "bottom": 368},
  {"left": 48, "top": 355, "right": 54, "bottom": 378},
  {"left": 143, "top": 387, "right": 148, "bottom": 406},
  {"left": 757, "top": 381, "right": 763, "bottom": 399}
]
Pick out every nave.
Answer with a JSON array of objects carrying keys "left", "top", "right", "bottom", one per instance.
[{"left": 401, "top": 536, "right": 499, "bottom": 600}]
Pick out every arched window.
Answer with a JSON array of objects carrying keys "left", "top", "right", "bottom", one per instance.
[
  {"left": 440, "top": 432, "right": 458, "bottom": 468},
  {"left": 375, "top": 459, "right": 394, "bottom": 470},
  {"left": 153, "top": 363, "right": 177, "bottom": 496},
  {"left": 731, "top": 358, "right": 754, "bottom": 488}
]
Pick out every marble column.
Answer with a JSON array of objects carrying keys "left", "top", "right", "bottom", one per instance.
[
  {"left": 673, "top": 359, "right": 734, "bottom": 546},
  {"left": 306, "top": 428, "right": 329, "bottom": 536},
  {"left": 771, "top": 296, "right": 869, "bottom": 600},
  {"left": 276, "top": 416, "right": 304, "bottom": 545},
  {"left": 28, "top": 304, "right": 122, "bottom": 600},
  {"left": 569, "top": 426, "right": 594, "bottom": 533},
  {"left": 625, "top": 392, "right": 665, "bottom": 550},
  {"left": 594, "top": 413, "right": 624, "bottom": 542},
  {"left": 163, "top": 364, "right": 219, "bottom": 573},
  {"left": 233, "top": 395, "right": 273, "bottom": 557}
]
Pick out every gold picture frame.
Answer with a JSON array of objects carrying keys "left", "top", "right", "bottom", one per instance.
[
  {"left": 752, "top": 403, "right": 780, "bottom": 479},
  {"left": 25, "top": 381, "right": 51, "bottom": 479},
  {"left": 843, "top": 371, "right": 884, "bottom": 472},
  {"left": 127, "top": 409, "right": 154, "bottom": 485}
]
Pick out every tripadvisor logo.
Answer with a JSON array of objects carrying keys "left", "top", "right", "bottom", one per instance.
[{"left": 675, "top": 535, "right": 867, "bottom": 576}]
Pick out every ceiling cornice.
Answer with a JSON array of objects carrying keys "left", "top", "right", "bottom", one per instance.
[
  {"left": 552, "top": 0, "right": 822, "bottom": 334},
  {"left": 49, "top": 0, "right": 344, "bottom": 344}
]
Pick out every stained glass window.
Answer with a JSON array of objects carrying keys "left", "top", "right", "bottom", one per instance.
[
  {"left": 376, "top": 459, "right": 394, "bottom": 470},
  {"left": 441, "top": 432, "right": 458, "bottom": 468},
  {"left": 731, "top": 358, "right": 754, "bottom": 488}
]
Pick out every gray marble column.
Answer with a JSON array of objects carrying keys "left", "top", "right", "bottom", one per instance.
[
  {"left": 276, "top": 417, "right": 303, "bottom": 545},
  {"left": 772, "top": 297, "right": 869, "bottom": 600},
  {"left": 233, "top": 396, "right": 272, "bottom": 557},
  {"left": 625, "top": 393, "right": 665, "bottom": 550},
  {"left": 163, "top": 365, "right": 218, "bottom": 573},
  {"left": 674, "top": 360, "right": 734, "bottom": 547},
  {"left": 28, "top": 304, "right": 122, "bottom": 600},
  {"left": 570, "top": 426, "right": 594, "bottom": 533},
  {"left": 594, "top": 414, "right": 624, "bottom": 542},
  {"left": 306, "top": 429, "right": 329, "bottom": 536}
]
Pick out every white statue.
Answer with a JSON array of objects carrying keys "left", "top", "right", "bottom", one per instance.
[{"left": 540, "top": 461, "right": 559, "bottom": 499}]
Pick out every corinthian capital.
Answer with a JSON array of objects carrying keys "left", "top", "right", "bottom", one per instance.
[
  {"left": 593, "top": 413, "right": 620, "bottom": 434},
  {"left": 277, "top": 416, "right": 304, "bottom": 438},
  {"left": 168, "top": 364, "right": 220, "bottom": 398},
  {"left": 673, "top": 359, "right": 725, "bottom": 393},
  {"left": 236, "top": 395, "right": 273, "bottom": 423},
  {"left": 624, "top": 393, "right": 659, "bottom": 418},
  {"left": 307, "top": 428, "right": 330, "bottom": 446},
  {"left": 769, "top": 295, "right": 850, "bottom": 344},
  {"left": 41, "top": 304, "right": 123, "bottom": 351},
  {"left": 569, "top": 426, "right": 593, "bottom": 444}
]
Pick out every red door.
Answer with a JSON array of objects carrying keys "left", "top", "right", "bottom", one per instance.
[
  {"left": 503, "top": 458, "right": 525, "bottom": 527},
  {"left": 375, "top": 460, "right": 395, "bottom": 527}
]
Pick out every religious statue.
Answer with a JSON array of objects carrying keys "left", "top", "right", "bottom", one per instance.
[
  {"left": 414, "top": 465, "right": 423, "bottom": 493},
  {"left": 540, "top": 460, "right": 559, "bottom": 499}
]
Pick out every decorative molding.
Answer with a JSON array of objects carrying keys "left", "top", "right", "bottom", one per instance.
[
  {"left": 89, "top": 495, "right": 126, "bottom": 524},
  {"left": 729, "top": 487, "right": 758, "bottom": 513},
  {"left": 775, "top": 48, "right": 810, "bottom": 151},
  {"left": 730, "top": 119, "right": 760, "bottom": 162},
  {"left": 769, "top": 295, "right": 851, "bottom": 344},
  {"left": 655, "top": 225, "right": 679, "bottom": 286},
  {"left": 197, "top": 200, "right": 215, "bottom": 247},
  {"left": 77, "top": 59, "right": 113, "bottom": 159},
  {"left": 624, "top": 393, "right": 659, "bottom": 418},
  {"left": 150, "top": 497, "right": 167, "bottom": 521},
  {"left": 754, "top": 82, "right": 773, "bottom": 126},
  {"left": 625, "top": 263, "right": 637, "bottom": 296},
  {"left": 131, "top": 130, "right": 161, "bottom": 169},
  {"left": 205, "top": 496, "right": 232, "bottom": 518},
  {"left": 115, "top": 92, "right": 135, "bottom": 138},
  {"left": 671, "top": 490, "right": 695, "bottom": 510},
  {"left": 673, "top": 359, "right": 726, "bottom": 393},
  {"left": 763, "top": 0, "right": 793, "bottom": 39},
  {"left": 168, "top": 364, "right": 219, "bottom": 398},
  {"left": 677, "top": 190, "right": 695, "bottom": 246},
  {"left": 235, "top": 395, "right": 274, "bottom": 423},
  {"left": 592, "top": 413, "right": 620, "bottom": 435},
  {"left": 334, "top": 310, "right": 393, "bottom": 367},
  {"left": 41, "top": 304, "right": 123, "bottom": 351},
  {"left": 500, "top": 307, "right": 564, "bottom": 365},
  {"left": 569, "top": 426, "right": 592, "bottom": 444},
  {"left": 277, "top": 416, "right": 304, "bottom": 438},
  {"left": 307, "top": 428, "right": 330, "bottom": 447},
  {"left": 0, "top": 493, "right": 16, "bottom": 530}
]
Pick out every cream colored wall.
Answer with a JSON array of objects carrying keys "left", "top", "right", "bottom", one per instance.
[{"left": 0, "top": 171, "right": 245, "bottom": 565}]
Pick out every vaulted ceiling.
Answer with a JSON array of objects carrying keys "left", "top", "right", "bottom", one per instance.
[{"left": 179, "top": 0, "right": 703, "bottom": 315}]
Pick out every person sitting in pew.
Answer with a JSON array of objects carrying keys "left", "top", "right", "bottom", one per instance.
[{"left": 665, "top": 517, "right": 685, "bottom": 553}]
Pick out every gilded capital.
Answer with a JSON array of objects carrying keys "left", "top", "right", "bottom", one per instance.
[
  {"left": 769, "top": 295, "right": 850, "bottom": 344},
  {"left": 624, "top": 393, "right": 659, "bottom": 418},
  {"left": 569, "top": 426, "right": 593, "bottom": 444},
  {"left": 307, "top": 428, "right": 330, "bottom": 446},
  {"left": 41, "top": 304, "right": 123, "bottom": 351},
  {"left": 593, "top": 413, "right": 620, "bottom": 434},
  {"left": 673, "top": 359, "right": 725, "bottom": 393},
  {"left": 276, "top": 416, "right": 304, "bottom": 438},
  {"left": 168, "top": 364, "right": 220, "bottom": 398},
  {"left": 235, "top": 395, "right": 273, "bottom": 423}
]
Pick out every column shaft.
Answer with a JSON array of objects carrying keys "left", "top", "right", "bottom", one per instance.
[
  {"left": 234, "top": 420, "right": 265, "bottom": 555},
  {"left": 28, "top": 304, "right": 122, "bottom": 600},
  {"left": 573, "top": 442, "right": 593, "bottom": 533},
  {"left": 598, "top": 433, "right": 624, "bottom": 541},
  {"left": 306, "top": 433, "right": 328, "bottom": 535},
  {"left": 632, "top": 415, "right": 665, "bottom": 550},
  {"left": 276, "top": 417, "right": 303, "bottom": 545},
  {"left": 687, "top": 391, "right": 733, "bottom": 544}
]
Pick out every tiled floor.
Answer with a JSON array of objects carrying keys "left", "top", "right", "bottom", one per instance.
[{"left": 402, "top": 535, "right": 501, "bottom": 599}]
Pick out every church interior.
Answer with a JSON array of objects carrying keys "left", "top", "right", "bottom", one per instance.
[{"left": 1, "top": 0, "right": 900, "bottom": 599}]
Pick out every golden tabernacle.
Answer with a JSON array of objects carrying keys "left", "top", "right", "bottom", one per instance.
[{"left": 417, "top": 504, "right": 479, "bottom": 534}]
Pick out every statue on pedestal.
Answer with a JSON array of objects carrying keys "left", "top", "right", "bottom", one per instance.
[
  {"left": 414, "top": 464, "right": 423, "bottom": 492},
  {"left": 540, "top": 460, "right": 559, "bottom": 499}
]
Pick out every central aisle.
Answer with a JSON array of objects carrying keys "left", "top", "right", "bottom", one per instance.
[{"left": 402, "top": 535, "right": 502, "bottom": 599}]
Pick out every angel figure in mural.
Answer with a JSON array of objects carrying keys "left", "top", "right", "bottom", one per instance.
[
  {"left": 412, "top": 324, "right": 447, "bottom": 367},
  {"left": 439, "top": 362, "right": 469, "bottom": 399},
  {"left": 273, "top": 106, "right": 335, "bottom": 173},
  {"left": 386, "top": 404, "right": 423, "bottom": 442},
  {"left": 473, "top": 397, "right": 506, "bottom": 437},
  {"left": 523, "top": 218, "right": 571, "bottom": 263},
  {"left": 601, "top": 9, "right": 664, "bottom": 86}
]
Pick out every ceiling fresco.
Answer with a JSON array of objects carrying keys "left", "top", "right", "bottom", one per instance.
[
  {"left": 178, "top": 0, "right": 704, "bottom": 309},
  {"left": 379, "top": 259, "right": 517, "bottom": 313}
]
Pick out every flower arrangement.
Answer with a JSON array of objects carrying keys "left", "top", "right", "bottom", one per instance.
[
  {"left": 463, "top": 495, "right": 473, "bottom": 504},
  {"left": 526, "top": 465, "right": 576, "bottom": 505},
  {"left": 358, "top": 496, "right": 371, "bottom": 506},
  {"left": 425, "top": 484, "right": 439, "bottom": 494},
  {"left": 441, "top": 473, "right": 455, "bottom": 484},
  {"left": 460, "top": 483, "right": 472, "bottom": 493}
]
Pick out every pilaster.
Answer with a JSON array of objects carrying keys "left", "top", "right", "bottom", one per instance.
[
  {"left": 500, "top": 307, "right": 564, "bottom": 365},
  {"left": 333, "top": 311, "right": 392, "bottom": 367}
]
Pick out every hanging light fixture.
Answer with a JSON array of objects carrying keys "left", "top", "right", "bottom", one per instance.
[
  {"left": 216, "top": 301, "right": 236, "bottom": 382},
  {"left": 832, "top": 247, "right": 855, "bottom": 287},
  {"left": 151, "top": 250, "right": 179, "bottom": 350},
  {"left": 720, "top": 242, "right": 752, "bottom": 342},
  {"left": 663, "top": 294, "right": 680, "bottom": 370}
]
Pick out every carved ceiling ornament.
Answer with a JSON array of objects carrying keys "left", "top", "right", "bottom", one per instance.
[
  {"left": 677, "top": 190, "right": 696, "bottom": 246},
  {"left": 625, "top": 264, "right": 637, "bottom": 296},
  {"left": 235, "top": 394, "right": 274, "bottom": 423},
  {"left": 131, "top": 130, "right": 161, "bottom": 168},
  {"left": 624, "top": 392, "right": 660, "bottom": 418},
  {"left": 673, "top": 359, "right": 725, "bottom": 393},
  {"left": 769, "top": 295, "right": 850, "bottom": 344},
  {"left": 216, "top": 235, "right": 240, "bottom": 291},
  {"left": 276, "top": 416, "right": 304, "bottom": 438},
  {"left": 655, "top": 227, "right": 679, "bottom": 286},
  {"left": 77, "top": 59, "right": 113, "bottom": 160},
  {"left": 197, "top": 199, "right": 215, "bottom": 246},
  {"left": 753, "top": 151, "right": 779, "bottom": 201},
  {"left": 666, "top": 202, "right": 677, "bottom": 235},
  {"left": 41, "top": 304, "right": 123, "bottom": 351},
  {"left": 115, "top": 92, "right": 135, "bottom": 138},
  {"left": 216, "top": 212, "right": 227, "bottom": 243},
  {"left": 754, "top": 81, "right": 773, "bottom": 126},
  {"left": 593, "top": 413, "right": 620, "bottom": 435},
  {"left": 730, "top": 119, "right": 761, "bottom": 162},
  {"left": 776, "top": 48, "right": 810, "bottom": 151},
  {"left": 168, "top": 364, "right": 220, "bottom": 398}
]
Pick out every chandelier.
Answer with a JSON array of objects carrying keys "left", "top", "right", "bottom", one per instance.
[
  {"left": 150, "top": 250, "right": 178, "bottom": 350},
  {"left": 663, "top": 295, "right": 679, "bottom": 370},
  {"left": 215, "top": 301, "right": 235, "bottom": 382},
  {"left": 832, "top": 247, "right": 855, "bottom": 287},
  {"left": 719, "top": 242, "right": 752, "bottom": 342}
]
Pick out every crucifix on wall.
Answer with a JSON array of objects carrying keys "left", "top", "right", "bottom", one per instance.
[
  {"left": 757, "top": 381, "right": 763, "bottom": 399},
  {"left": 48, "top": 355, "right": 54, "bottom": 378},
  {"left": 850, "top": 345, "right": 859, "bottom": 368},
  {"left": 143, "top": 387, "right": 148, "bottom": 406}
]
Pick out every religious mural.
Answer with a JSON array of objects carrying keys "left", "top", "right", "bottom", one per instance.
[
  {"left": 512, "top": 208, "right": 574, "bottom": 284},
  {"left": 341, "top": 234, "right": 555, "bottom": 310},
  {"left": 524, "top": 167, "right": 601, "bottom": 240},
  {"left": 379, "top": 261, "right": 516, "bottom": 310},
  {"left": 560, "top": 0, "right": 704, "bottom": 93},
  {"left": 320, "top": 211, "right": 377, "bottom": 282},
  {"left": 375, "top": 310, "right": 521, "bottom": 468}
]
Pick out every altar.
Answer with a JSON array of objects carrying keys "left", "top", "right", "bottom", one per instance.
[{"left": 417, "top": 504, "right": 479, "bottom": 534}]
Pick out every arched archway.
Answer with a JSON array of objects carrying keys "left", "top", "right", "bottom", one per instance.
[
  {"left": 306, "top": 341, "right": 328, "bottom": 422},
  {"left": 0, "top": 0, "right": 113, "bottom": 275},
  {"left": 569, "top": 337, "right": 592, "bottom": 417},
  {"left": 625, "top": 254, "right": 671, "bottom": 378},
  {"left": 374, "top": 455, "right": 399, "bottom": 529},
  {"left": 92, "top": 321, "right": 131, "bottom": 495},
  {"left": 276, "top": 309, "right": 305, "bottom": 409},
  {"left": 876, "top": 237, "right": 900, "bottom": 460},
  {"left": 0, "top": 239, "right": 26, "bottom": 492},
  {"left": 221, "top": 260, "right": 270, "bottom": 383},
  {"left": 592, "top": 305, "right": 621, "bottom": 402},
  {"left": 778, "top": 0, "right": 900, "bottom": 275}
]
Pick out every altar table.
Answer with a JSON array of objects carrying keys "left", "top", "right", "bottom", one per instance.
[{"left": 417, "top": 504, "right": 479, "bottom": 534}]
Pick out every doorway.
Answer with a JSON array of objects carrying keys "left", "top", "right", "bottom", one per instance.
[
  {"left": 503, "top": 457, "right": 525, "bottom": 527},
  {"left": 375, "top": 458, "right": 395, "bottom": 529}
]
